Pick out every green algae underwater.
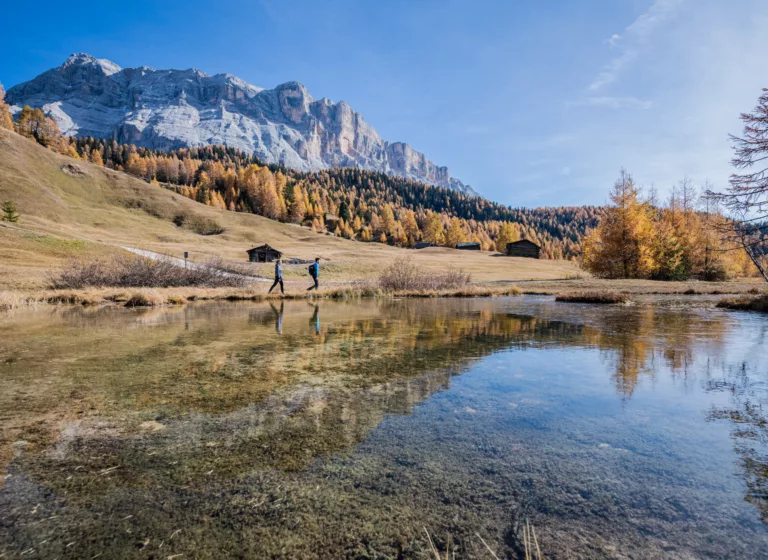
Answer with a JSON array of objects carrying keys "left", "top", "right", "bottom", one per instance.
[{"left": 1, "top": 297, "right": 767, "bottom": 559}]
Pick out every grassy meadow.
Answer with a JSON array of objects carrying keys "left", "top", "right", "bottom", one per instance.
[{"left": 0, "top": 127, "right": 765, "bottom": 310}]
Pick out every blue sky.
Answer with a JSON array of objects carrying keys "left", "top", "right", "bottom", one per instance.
[{"left": 2, "top": 0, "right": 768, "bottom": 207}]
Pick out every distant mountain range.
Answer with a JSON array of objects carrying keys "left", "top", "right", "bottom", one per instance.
[{"left": 6, "top": 53, "right": 478, "bottom": 197}]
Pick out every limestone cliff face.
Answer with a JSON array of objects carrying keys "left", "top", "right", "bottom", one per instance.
[{"left": 7, "top": 54, "right": 478, "bottom": 196}]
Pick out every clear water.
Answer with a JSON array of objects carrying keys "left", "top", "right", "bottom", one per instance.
[{"left": 0, "top": 297, "right": 766, "bottom": 558}]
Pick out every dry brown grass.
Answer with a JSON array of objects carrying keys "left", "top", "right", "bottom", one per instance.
[
  {"left": 0, "top": 291, "right": 36, "bottom": 311},
  {"left": 716, "top": 294, "right": 768, "bottom": 313},
  {"left": 521, "top": 520, "right": 544, "bottom": 560},
  {"left": 0, "top": 282, "right": 527, "bottom": 313},
  {"left": 124, "top": 291, "right": 164, "bottom": 307},
  {"left": 513, "top": 277, "right": 763, "bottom": 297},
  {"left": 43, "top": 290, "right": 103, "bottom": 305},
  {"left": 422, "top": 525, "right": 541, "bottom": 560},
  {"left": 555, "top": 291, "right": 630, "bottom": 304},
  {"left": 379, "top": 257, "right": 472, "bottom": 291},
  {"left": 389, "top": 285, "right": 522, "bottom": 298},
  {"left": 49, "top": 253, "right": 250, "bottom": 289}
]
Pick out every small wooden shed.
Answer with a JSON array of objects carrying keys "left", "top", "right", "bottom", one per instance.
[
  {"left": 247, "top": 244, "right": 282, "bottom": 262},
  {"left": 506, "top": 239, "right": 541, "bottom": 259},
  {"left": 456, "top": 242, "right": 481, "bottom": 251},
  {"left": 414, "top": 242, "right": 432, "bottom": 249},
  {"left": 324, "top": 213, "right": 339, "bottom": 230}
]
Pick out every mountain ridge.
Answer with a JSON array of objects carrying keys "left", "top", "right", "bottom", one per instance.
[{"left": 6, "top": 53, "right": 478, "bottom": 197}]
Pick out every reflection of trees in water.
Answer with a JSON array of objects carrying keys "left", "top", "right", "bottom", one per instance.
[
  {"left": 585, "top": 308, "right": 729, "bottom": 399},
  {"left": 0, "top": 302, "right": 735, "bottom": 440},
  {"left": 0, "top": 304, "right": 587, "bottom": 479},
  {"left": 14, "top": 309, "right": 595, "bottom": 496},
  {"left": 707, "top": 362, "right": 768, "bottom": 523},
  {"left": 2, "top": 301, "right": 754, "bottom": 502},
  {"left": 534, "top": 306, "right": 766, "bottom": 525}
]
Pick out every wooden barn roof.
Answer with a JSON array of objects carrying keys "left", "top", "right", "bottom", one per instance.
[
  {"left": 507, "top": 239, "right": 540, "bottom": 249},
  {"left": 247, "top": 244, "right": 282, "bottom": 253}
]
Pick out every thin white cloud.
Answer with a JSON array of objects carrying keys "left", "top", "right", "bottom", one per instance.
[
  {"left": 522, "top": 133, "right": 579, "bottom": 151},
  {"left": 589, "top": 0, "right": 684, "bottom": 91},
  {"left": 589, "top": 50, "right": 637, "bottom": 91},
  {"left": 568, "top": 96, "right": 652, "bottom": 110}
]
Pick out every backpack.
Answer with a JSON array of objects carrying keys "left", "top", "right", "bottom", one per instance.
[{"left": 308, "top": 264, "right": 316, "bottom": 276}]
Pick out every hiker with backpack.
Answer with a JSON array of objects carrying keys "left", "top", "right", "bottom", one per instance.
[
  {"left": 307, "top": 257, "right": 320, "bottom": 291},
  {"left": 268, "top": 258, "right": 285, "bottom": 295}
]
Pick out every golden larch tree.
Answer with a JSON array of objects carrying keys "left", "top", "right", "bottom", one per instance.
[
  {"left": 582, "top": 169, "right": 655, "bottom": 278},
  {"left": 495, "top": 222, "right": 520, "bottom": 253},
  {"left": 444, "top": 217, "right": 468, "bottom": 248}
]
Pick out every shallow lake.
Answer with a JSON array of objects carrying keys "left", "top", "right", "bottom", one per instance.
[{"left": 0, "top": 297, "right": 767, "bottom": 558}]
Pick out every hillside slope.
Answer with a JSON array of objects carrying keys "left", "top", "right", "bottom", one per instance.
[{"left": 0, "top": 128, "right": 580, "bottom": 289}]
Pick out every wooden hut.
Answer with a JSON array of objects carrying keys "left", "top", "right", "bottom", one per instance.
[
  {"left": 506, "top": 239, "right": 541, "bottom": 259},
  {"left": 247, "top": 244, "right": 282, "bottom": 262},
  {"left": 324, "top": 213, "right": 339, "bottom": 231},
  {"left": 414, "top": 242, "right": 432, "bottom": 249},
  {"left": 456, "top": 242, "right": 481, "bottom": 251}
]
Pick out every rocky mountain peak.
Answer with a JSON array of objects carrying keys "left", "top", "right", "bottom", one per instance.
[
  {"left": 62, "top": 53, "right": 122, "bottom": 76},
  {"left": 6, "top": 54, "right": 478, "bottom": 197},
  {"left": 275, "top": 81, "right": 313, "bottom": 124}
]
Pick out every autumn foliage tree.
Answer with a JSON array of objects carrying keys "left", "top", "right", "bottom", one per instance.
[
  {"left": 89, "top": 147, "right": 104, "bottom": 166},
  {"left": 422, "top": 212, "right": 445, "bottom": 245},
  {"left": 585, "top": 171, "right": 756, "bottom": 280},
  {"left": 0, "top": 85, "right": 14, "bottom": 130},
  {"left": 15, "top": 106, "right": 63, "bottom": 148},
  {"left": 402, "top": 210, "right": 420, "bottom": 246},
  {"left": 582, "top": 170, "right": 655, "bottom": 278},
  {"left": 495, "top": 222, "right": 520, "bottom": 252}
]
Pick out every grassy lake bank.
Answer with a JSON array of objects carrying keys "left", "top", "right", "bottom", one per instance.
[{"left": 1, "top": 276, "right": 764, "bottom": 313}]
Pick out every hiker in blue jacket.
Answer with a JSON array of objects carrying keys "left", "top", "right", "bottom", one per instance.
[
  {"left": 307, "top": 257, "right": 320, "bottom": 291},
  {"left": 268, "top": 258, "right": 285, "bottom": 295}
]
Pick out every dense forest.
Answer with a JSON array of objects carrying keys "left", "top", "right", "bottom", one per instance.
[{"left": 62, "top": 136, "right": 602, "bottom": 259}]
